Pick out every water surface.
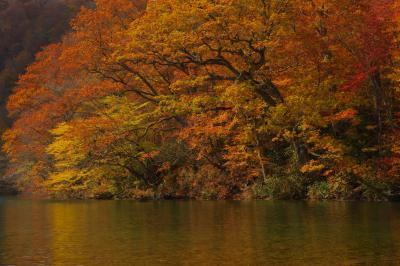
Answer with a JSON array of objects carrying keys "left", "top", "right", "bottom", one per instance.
[{"left": 0, "top": 198, "right": 399, "bottom": 265}]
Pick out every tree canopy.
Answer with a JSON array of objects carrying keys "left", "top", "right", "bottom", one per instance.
[{"left": 3, "top": 0, "right": 400, "bottom": 200}]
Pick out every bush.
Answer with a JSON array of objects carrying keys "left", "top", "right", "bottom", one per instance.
[
  {"left": 252, "top": 174, "right": 307, "bottom": 200},
  {"left": 307, "top": 182, "right": 331, "bottom": 200}
]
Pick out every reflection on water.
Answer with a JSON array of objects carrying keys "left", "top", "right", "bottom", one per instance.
[{"left": 0, "top": 199, "right": 399, "bottom": 265}]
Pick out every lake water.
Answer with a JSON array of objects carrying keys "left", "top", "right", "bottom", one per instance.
[{"left": 0, "top": 198, "right": 399, "bottom": 265}]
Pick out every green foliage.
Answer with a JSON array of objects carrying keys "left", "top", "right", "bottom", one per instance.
[
  {"left": 307, "top": 182, "right": 332, "bottom": 200},
  {"left": 252, "top": 174, "right": 307, "bottom": 200}
]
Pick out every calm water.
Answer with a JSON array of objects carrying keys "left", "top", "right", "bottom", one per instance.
[{"left": 0, "top": 199, "right": 399, "bottom": 265}]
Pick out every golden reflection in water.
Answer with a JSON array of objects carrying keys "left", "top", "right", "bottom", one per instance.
[
  {"left": 50, "top": 202, "right": 90, "bottom": 266},
  {"left": 0, "top": 200, "right": 400, "bottom": 266}
]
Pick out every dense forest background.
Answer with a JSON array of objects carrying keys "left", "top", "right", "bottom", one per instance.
[
  {"left": 0, "top": 0, "right": 92, "bottom": 192},
  {"left": 1, "top": 0, "right": 400, "bottom": 200}
]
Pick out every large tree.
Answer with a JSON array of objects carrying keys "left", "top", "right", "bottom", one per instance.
[{"left": 4, "top": 0, "right": 400, "bottom": 200}]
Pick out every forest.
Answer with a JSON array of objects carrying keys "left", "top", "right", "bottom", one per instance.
[
  {"left": 0, "top": 0, "right": 92, "bottom": 193},
  {"left": 2, "top": 0, "right": 400, "bottom": 200}
]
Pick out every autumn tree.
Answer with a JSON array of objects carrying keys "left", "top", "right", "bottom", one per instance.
[{"left": 3, "top": 0, "right": 400, "bottom": 200}]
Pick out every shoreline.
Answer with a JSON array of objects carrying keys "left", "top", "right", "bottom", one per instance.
[{"left": 3, "top": 193, "right": 399, "bottom": 202}]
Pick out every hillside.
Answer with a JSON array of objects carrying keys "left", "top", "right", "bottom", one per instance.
[{"left": 0, "top": 0, "right": 93, "bottom": 130}]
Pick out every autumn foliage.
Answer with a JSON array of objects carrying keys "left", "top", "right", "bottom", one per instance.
[{"left": 3, "top": 0, "right": 400, "bottom": 200}]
